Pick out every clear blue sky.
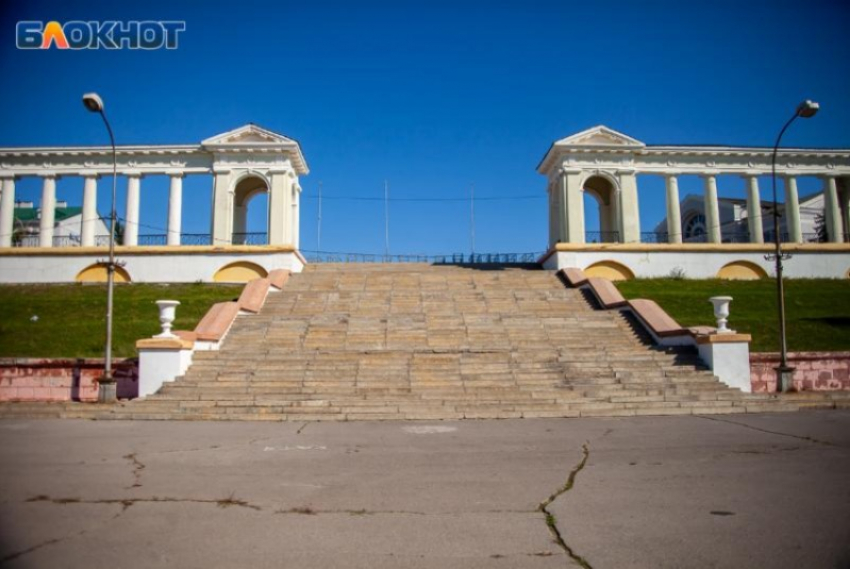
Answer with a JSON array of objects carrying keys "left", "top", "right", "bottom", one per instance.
[{"left": 1, "top": 0, "right": 849, "bottom": 254}]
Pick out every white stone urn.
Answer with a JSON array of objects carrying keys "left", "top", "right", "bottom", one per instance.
[
  {"left": 154, "top": 300, "right": 181, "bottom": 338},
  {"left": 709, "top": 296, "right": 734, "bottom": 334}
]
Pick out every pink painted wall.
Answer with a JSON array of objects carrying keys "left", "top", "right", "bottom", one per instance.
[
  {"left": 0, "top": 359, "right": 138, "bottom": 401},
  {"left": 750, "top": 352, "right": 850, "bottom": 393}
]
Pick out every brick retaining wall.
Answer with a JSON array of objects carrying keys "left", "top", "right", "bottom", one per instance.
[
  {"left": 750, "top": 352, "right": 850, "bottom": 393},
  {"left": 0, "top": 359, "right": 138, "bottom": 401}
]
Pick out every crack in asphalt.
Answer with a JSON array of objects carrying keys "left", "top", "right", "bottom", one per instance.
[
  {"left": 0, "top": 529, "right": 87, "bottom": 564},
  {"left": 123, "top": 453, "right": 145, "bottom": 489},
  {"left": 538, "top": 442, "right": 592, "bottom": 569},
  {"left": 25, "top": 493, "right": 262, "bottom": 512},
  {"left": 296, "top": 422, "right": 309, "bottom": 435},
  {"left": 696, "top": 415, "right": 840, "bottom": 447}
]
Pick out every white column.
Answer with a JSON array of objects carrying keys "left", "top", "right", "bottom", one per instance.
[
  {"left": 664, "top": 173, "right": 682, "bottom": 243},
  {"left": 39, "top": 174, "right": 57, "bottom": 247},
  {"left": 842, "top": 177, "right": 850, "bottom": 242},
  {"left": 81, "top": 173, "right": 98, "bottom": 247},
  {"left": 783, "top": 175, "right": 802, "bottom": 243},
  {"left": 167, "top": 171, "right": 183, "bottom": 246},
  {"left": 618, "top": 170, "right": 640, "bottom": 243},
  {"left": 822, "top": 175, "right": 843, "bottom": 243},
  {"left": 547, "top": 183, "right": 557, "bottom": 246},
  {"left": 702, "top": 174, "right": 721, "bottom": 244},
  {"left": 743, "top": 174, "right": 764, "bottom": 244},
  {"left": 124, "top": 173, "right": 141, "bottom": 246},
  {"left": 292, "top": 184, "right": 301, "bottom": 249},
  {"left": 0, "top": 176, "right": 16, "bottom": 248},
  {"left": 268, "top": 170, "right": 292, "bottom": 245},
  {"left": 560, "top": 169, "right": 584, "bottom": 243},
  {"left": 211, "top": 170, "right": 232, "bottom": 245},
  {"left": 610, "top": 188, "right": 622, "bottom": 243},
  {"left": 557, "top": 173, "right": 568, "bottom": 243}
]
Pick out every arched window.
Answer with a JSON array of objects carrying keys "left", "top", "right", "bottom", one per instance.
[{"left": 684, "top": 214, "right": 706, "bottom": 242}]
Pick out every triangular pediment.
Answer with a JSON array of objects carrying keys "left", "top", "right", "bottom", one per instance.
[
  {"left": 553, "top": 125, "right": 644, "bottom": 148},
  {"left": 202, "top": 124, "right": 297, "bottom": 146}
]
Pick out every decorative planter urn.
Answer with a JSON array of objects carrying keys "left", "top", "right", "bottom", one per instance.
[
  {"left": 154, "top": 300, "right": 181, "bottom": 338},
  {"left": 708, "top": 296, "right": 733, "bottom": 334}
]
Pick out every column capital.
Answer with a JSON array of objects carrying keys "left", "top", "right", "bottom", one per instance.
[
  {"left": 40, "top": 171, "right": 59, "bottom": 179},
  {"left": 615, "top": 168, "right": 637, "bottom": 176},
  {"left": 740, "top": 171, "right": 761, "bottom": 179},
  {"left": 212, "top": 167, "right": 231, "bottom": 175},
  {"left": 698, "top": 171, "right": 720, "bottom": 178},
  {"left": 267, "top": 168, "right": 295, "bottom": 177},
  {"left": 81, "top": 170, "right": 100, "bottom": 179},
  {"left": 663, "top": 170, "right": 682, "bottom": 178},
  {"left": 0, "top": 172, "right": 16, "bottom": 180},
  {"left": 558, "top": 167, "right": 583, "bottom": 176},
  {"left": 817, "top": 172, "right": 840, "bottom": 179},
  {"left": 124, "top": 170, "right": 143, "bottom": 179},
  {"left": 165, "top": 169, "right": 185, "bottom": 178}
]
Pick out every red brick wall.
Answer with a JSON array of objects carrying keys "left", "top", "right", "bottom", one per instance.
[
  {"left": 750, "top": 352, "right": 850, "bottom": 393},
  {"left": 0, "top": 359, "right": 138, "bottom": 401}
]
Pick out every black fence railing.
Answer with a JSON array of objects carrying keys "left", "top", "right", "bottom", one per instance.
[
  {"left": 301, "top": 251, "right": 545, "bottom": 264},
  {"left": 585, "top": 231, "right": 620, "bottom": 243},
  {"left": 137, "top": 234, "right": 167, "bottom": 246},
  {"left": 232, "top": 232, "right": 268, "bottom": 245},
  {"left": 181, "top": 233, "right": 212, "bottom": 246}
]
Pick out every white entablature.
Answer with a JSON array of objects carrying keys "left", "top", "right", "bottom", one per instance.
[
  {"left": 539, "top": 125, "right": 850, "bottom": 247},
  {"left": 538, "top": 125, "right": 850, "bottom": 178},
  {"left": 0, "top": 124, "right": 308, "bottom": 250}
]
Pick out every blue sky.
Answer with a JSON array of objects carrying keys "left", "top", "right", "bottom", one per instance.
[{"left": 1, "top": 0, "right": 849, "bottom": 254}]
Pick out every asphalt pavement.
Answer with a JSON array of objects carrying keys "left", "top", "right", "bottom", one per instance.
[{"left": 1, "top": 411, "right": 848, "bottom": 568}]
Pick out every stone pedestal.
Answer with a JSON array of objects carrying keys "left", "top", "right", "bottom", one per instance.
[
  {"left": 696, "top": 333, "right": 753, "bottom": 393},
  {"left": 136, "top": 337, "right": 194, "bottom": 397}
]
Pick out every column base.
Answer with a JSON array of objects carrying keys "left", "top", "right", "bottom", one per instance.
[
  {"left": 775, "top": 365, "right": 796, "bottom": 393},
  {"left": 97, "top": 379, "right": 117, "bottom": 403}
]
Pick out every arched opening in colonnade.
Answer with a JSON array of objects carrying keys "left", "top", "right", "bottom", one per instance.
[
  {"left": 232, "top": 175, "right": 269, "bottom": 245},
  {"left": 582, "top": 175, "right": 619, "bottom": 243}
]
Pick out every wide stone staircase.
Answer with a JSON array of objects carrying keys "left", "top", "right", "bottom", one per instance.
[{"left": 76, "top": 262, "right": 808, "bottom": 421}]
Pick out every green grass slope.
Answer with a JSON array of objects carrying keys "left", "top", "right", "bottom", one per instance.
[
  {"left": 615, "top": 278, "right": 850, "bottom": 353},
  {"left": 0, "top": 284, "right": 242, "bottom": 358}
]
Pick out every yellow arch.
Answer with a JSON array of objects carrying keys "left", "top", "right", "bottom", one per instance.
[
  {"left": 76, "top": 263, "right": 132, "bottom": 283},
  {"left": 716, "top": 261, "right": 768, "bottom": 280},
  {"left": 584, "top": 260, "right": 635, "bottom": 281},
  {"left": 213, "top": 261, "right": 268, "bottom": 283}
]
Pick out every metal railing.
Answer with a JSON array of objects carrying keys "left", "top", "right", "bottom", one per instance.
[
  {"left": 585, "top": 231, "right": 620, "bottom": 243},
  {"left": 302, "top": 251, "right": 545, "bottom": 264},
  {"left": 232, "top": 232, "right": 268, "bottom": 245},
  {"left": 137, "top": 234, "right": 167, "bottom": 246},
  {"left": 181, "top": 233, "right": 212, "bottom": 246}
]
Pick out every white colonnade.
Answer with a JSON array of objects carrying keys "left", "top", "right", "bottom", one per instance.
[
  {"left": 540, "top": 126, "right": 850, "bottom": 247},
  {"left": 0, "top": 124, "right": 308, "bottom": 249}
]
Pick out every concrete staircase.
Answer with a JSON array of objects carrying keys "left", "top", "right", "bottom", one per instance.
[{"left": 86, "top": 262, "right": 805, "bottom": 421}]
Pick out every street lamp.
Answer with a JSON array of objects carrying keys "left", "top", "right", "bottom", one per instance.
[
  {"left": 82, "top": 92, "right": 119, "bottom": 403},
  {"left": 768, "top": 99, "right": 819, "bottom": 393}
]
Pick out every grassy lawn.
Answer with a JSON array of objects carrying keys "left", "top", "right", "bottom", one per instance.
[
  {"left": 0, "top": 284, "right": 243, "bottom": 358},
  {"left": 615, "top": 278, "right": 850, "bottom": 353}
]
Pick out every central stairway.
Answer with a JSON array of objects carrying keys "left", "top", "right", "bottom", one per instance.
[{"left": 115, "top": 263, "right": 774, "bottom": 421}]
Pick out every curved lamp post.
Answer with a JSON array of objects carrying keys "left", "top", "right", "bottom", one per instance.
[
  {"left": 768, "top": 99, "right": 819, "bottom": 392},
  {"left": 82, "top": 92, "right": 119, "bottom": 403}
]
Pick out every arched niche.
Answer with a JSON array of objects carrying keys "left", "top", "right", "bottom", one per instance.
[
  {"left": 76, "top": 263, "right": 132, "bottom": 283},
  {"left": 582, "top": 175, "right": 620, "bottom": 243},
  {"left": 716, "top": 261, "right": 767, "bottom": 280},
  {"left": 232, "top": 173, "right": 269, "bottom": 245},
  {"left": 213, "top": 261, "right": 268, "bottom": 283},
  {"left": 584, "top": 260, "right": 634, "bottom": 281}
]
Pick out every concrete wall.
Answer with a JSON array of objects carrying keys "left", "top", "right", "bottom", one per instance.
[
  {"left": 0, "top": 247, "right": 305, "bottom": 283},
  {"left": 0, "top": 359, "right": 138, "bottom": 401},
  {"left": 750, "top": 352, "right": 850, "bottom": 393},
  {"left": 542, "top": 245, "right": 850, "bottom": 279}
]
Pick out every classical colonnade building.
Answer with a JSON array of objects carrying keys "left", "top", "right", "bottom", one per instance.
[
  {"left": 0, "top": 124, "right": 306, "bottom": 250},
  {"left": 0, "top": 123, "right": 848, "bottom": 283},
  {"left": 538, "top": 126, "right": 850, "bottom": 246}
]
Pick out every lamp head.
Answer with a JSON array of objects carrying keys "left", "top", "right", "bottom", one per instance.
[
  {"left": 796, "top": 100, "right": 819, "bottom": 118},
  {"left": 82, "top": 93, "right": 104, "bottom": 113}
]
